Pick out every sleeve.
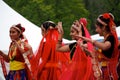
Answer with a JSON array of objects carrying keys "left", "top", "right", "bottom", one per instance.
[
  {"left": 106, "top": 35, "right": 114, "bottom": 47},
  {"left": 69, "top": 42, "right": 76, "bottom": 50},
  {"left": 69, "top": 42, "right": 76, "bottom": 59}
]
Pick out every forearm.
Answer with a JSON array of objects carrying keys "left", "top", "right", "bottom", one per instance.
[
  {"left": 82, "top": 37, "right": 108, "bottom": 50},
  {"left": 56, "top": 34, "right": 63, "bottom": 51},
  {"left": 92, "top": 40, "right": 105, "bottom": 50}
]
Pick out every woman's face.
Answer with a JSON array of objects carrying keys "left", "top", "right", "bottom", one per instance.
[
  {"left": 70, "top": 27, "right": 80, "bottom": 40},
  {"left": 9, "top": 27, "right": 20, "bottom": 41},
  {"left": 95, "top": 24, "right": 104, "bottom": 36}
]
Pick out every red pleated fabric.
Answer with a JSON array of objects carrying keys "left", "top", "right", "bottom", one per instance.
[
  {"left": 59, "top": 45, "right": 94, "bottom": 80},
  {"left": 31, "top": 29, "right": 70, "bottom": 80},
  {"left": 0, "top": 55, "right": 7, "bottom": 78},
  {"left": 59, "top": 18, "right": 95, "bottom": 80}
]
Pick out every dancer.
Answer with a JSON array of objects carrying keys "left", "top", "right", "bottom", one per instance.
[
  {"left": 31, "top": 21, "right": 69, "bottom": 80},
  {"left": 56, "top": 18, "right": 95, "bottom": 80},
  {"left": 0, "top": 24, "right": 33, "bottom": 80},
  {"left": 78, "top": 13, "right": 119, "bottom": 80}
]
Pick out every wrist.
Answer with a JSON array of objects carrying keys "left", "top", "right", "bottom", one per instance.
[
  {"left": 92, "top": 40, "right": 96, "bottom": 45},
  {"left": 58, "top": 34, "right": 63, "bottom": 40},
  {"left": 58, "top": 39, "right": 62, "bottom": 42},
  {"left": 57, "top": 39, "right": 62, "bottom": 44}
]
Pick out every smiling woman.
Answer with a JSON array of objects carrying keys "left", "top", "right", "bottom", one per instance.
[
  {"left": 79, "top": 13, "right": 119, "bottom": 80},
  {"left": 56, "top": 18, "right": 95, "bottom": 80},
  {"left": 0, "top": 24, "right": 34, "bottom": 80}
]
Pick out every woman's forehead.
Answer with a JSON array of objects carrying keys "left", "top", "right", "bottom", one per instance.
[{"left": 10, "top": 27, "right": 16, "bottom": 31}]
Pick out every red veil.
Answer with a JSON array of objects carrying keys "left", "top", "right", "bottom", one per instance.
[
  {"left": 31, "top": 29, "right": 70, "bottom": 80},
  {"left": 59, "top": 18, "right": 94, "bottom": 80}
]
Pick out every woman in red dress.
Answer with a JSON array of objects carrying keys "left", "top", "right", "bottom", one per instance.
[
  {"left": 56, "top": 18, "right": 95, "bottom": 80},
  {"left": 0, "top": 24, "right": 33, "bottom": 80},
  {"left": 79, "top": 13, "right": 119, "bottom": 80},
  {"left": 31, "top": 21, "right": 69, "bottom": 80}
]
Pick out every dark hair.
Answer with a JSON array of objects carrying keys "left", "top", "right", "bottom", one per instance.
[
  {"left": 81, "top": 25, "right": 85, "bottom": 37},
  {"left": 42, "top": 21, "right": 56, "bottom": 30},
  {"left": 96, "top": 16, "right": 110, "bottom": 32},
  {"left": 96, "top": 20, "right": 104, "bottom": 27},
  {"left": 99, "top": 16, "right": 110, "bottom": 25},
  {"left": 15, "top": 24, "right": 25, "bottom": 32},
  {"left": 15, "top": 23, "right": 25, "bottom": 38}
]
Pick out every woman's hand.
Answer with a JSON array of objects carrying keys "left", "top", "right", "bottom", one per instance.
[
  {"left": 74, "top": 20, "right": 81, "bottom": 31},
  {"left": 12, "top": 40, "right": 19, "bottom": 47},
  {"left": 74, "top": 35, "right": 94, "bottom": 43},
  {"left": 12, "top": 40, "right": 25, "bottom": 53},
  {"left": 74, "top": 20, "right": 82, "bottom": 36},
  {"left": 57, "top": 22, "right": 64, "bottom": 35}
]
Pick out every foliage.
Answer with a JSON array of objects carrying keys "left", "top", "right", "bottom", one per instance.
[
  {"left": 4, "top": 0, "right": 89, "bottom": 39},
  {"left": 84, "top": 0, "right": 120, "bottom": 33},
  {"left": 3, "top": 0, "right": 120, "bottom": 39}
]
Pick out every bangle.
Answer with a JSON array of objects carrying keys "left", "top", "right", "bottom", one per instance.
[
  {"left": 58, "top": 39, "right": 62, "bottom": 42},
  {"left": 57, "top": 39, "right": 62, "bottom": 44}
]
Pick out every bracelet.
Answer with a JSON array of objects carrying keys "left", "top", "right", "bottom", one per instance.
[
  {"left": 57, "top": 39, "right": 62, "bottom": 44},
  {"left": 58, "top": 39, "right": 62, "bottom": 42}
]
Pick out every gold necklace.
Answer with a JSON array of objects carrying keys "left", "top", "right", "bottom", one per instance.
[{"left": 9, "top": 40, "right": 21, "bottom": 61}]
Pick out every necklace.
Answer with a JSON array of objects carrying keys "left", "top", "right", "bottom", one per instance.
[{"left": 9, "top": 40, "right": 21, "bottom": 61}]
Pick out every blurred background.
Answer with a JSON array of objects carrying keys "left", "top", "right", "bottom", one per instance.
[
  {"left": 1, "top": 0, "right": 120, "bottom": 79},
  {"left": 3, "top": 0, "right": 120, "bottom": 39}
]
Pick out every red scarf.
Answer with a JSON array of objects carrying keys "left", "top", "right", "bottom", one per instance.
[{"left": 0, "top": 55, "right": 7, "bottom": 78}]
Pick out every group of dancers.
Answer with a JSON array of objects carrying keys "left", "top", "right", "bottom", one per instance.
[{"left": 0, "top": 12, "right": 120, "bottom": 80}]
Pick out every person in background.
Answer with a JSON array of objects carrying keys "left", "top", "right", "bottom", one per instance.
[
  {"left": 0, "top": 24, "right": 33, "bottom": 80},
  {"left": 56, "top": 18, "right": 95, "bottom": 80},
  {"left": 78, "top": 13, "right": 119, "bottom": 80},
  {"left": 31, "top": 21, "right": 69, "bottom": 80}
]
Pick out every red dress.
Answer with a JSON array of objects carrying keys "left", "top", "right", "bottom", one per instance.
[
  {"left": 59, "top": 18, "right": 95, "bottom": 80},
  {"left": 5, "top": 40, "right": 33, "bottom": 80},
  {"left": 59, "top": 44, "right": 94, "bottom": 80},
  {"left": 31, "top": 29, "right": 70, "bottom": 80}
]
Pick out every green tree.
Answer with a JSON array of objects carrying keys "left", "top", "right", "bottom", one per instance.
[
  {"left": 84, "top": 0, "right": 120, "bottom": 34},
  {"left": 53, "top": 0, "right": 89, "bottom": 39},
  {"left": 4, "top": 0, "right": 89, "bottom": 39}
]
